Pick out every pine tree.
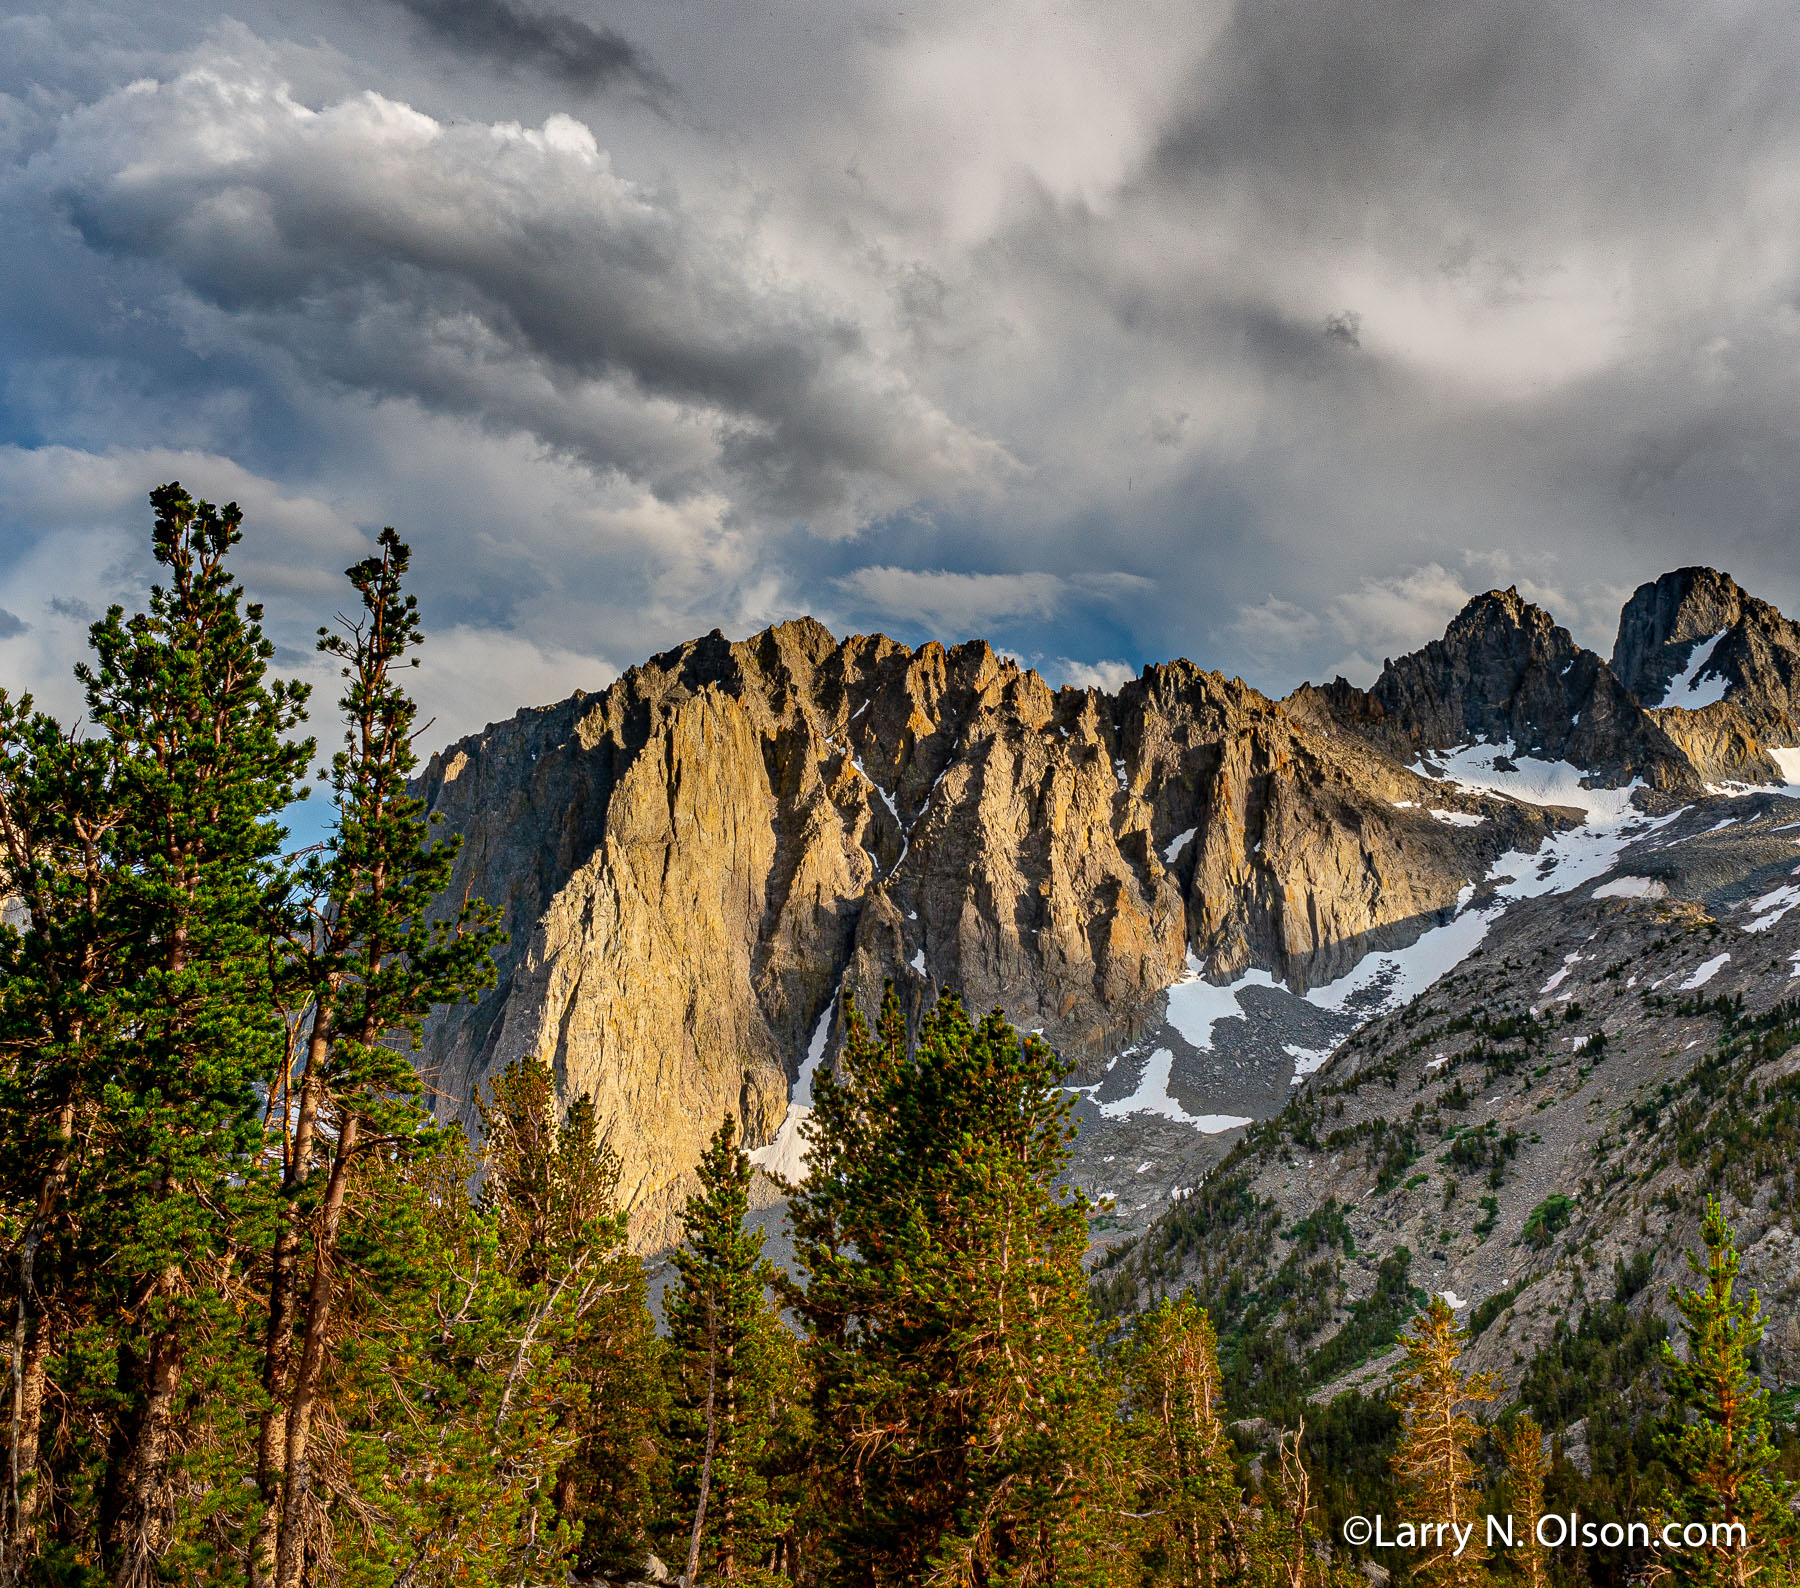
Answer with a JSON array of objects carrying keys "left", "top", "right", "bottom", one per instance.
[
  {"left": 665, "top": 1114, "right": 798, "bottom": 1587},
  {"left": 1390, "top": 1297, "right": 1497, "bottom": 1588},
  {"left": 1499, "top": 1415, "right": 1548, "bottom": 1588},
  {"left": 2, "top": 485, "right": 633, "bottom": 1587},
  {"left": 0, "top": 695, "right": 124, "bottom": 1575},
  {"left": 74, "top": 484, "right": 312, "bottom": 1585},
  {"left": 479, "top": 1055, "right": 663, "bottom": 1579},
  {"left": 789, "top": 984, "right": 1124, "bottom": 1587},
  {"left": 1123, "top": 1293, "right": 1242, "bottom": 1588},
  {"left": 317, "top": 1124, "right": 584, "bottom": 1587},
  {"left": 1654, "top": 1199, "right": 1799, "bottom": 1588},
  {"left": 252, "top": 527, "right": 502, "bottom": 1588}
]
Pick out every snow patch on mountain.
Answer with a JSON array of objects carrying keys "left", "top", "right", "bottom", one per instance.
[
  {"left": 1285, "top": 1043, "right": 1333, "bottom": 1082},
  {"left": 1679, "top": 952, "right": 1732, "bottom": 990},
  {"left": 1745, "top": 879, "right": 1800, "bottom": 934},
  {"left": 1654, "top": 631, "right": 1730, "bottom": 708},
  {"left": 749, "top": 999, "right": 834, "bottom": 1181},
  {"left": 1306, "top": 905, "right": 1495, "bottom": 1016},
  {"left": 1096, "top": 1046, "right": 1251, "bottom": 1133},
  {"left": 1540, "top": 951, "right": 1584, "bottom": 995},
  {"left": 1593, "top": 875, "right": 1668, "bottom": 900},
  {"left": 1165, "top": 961, "right": 1283, "bottom": 1049}
]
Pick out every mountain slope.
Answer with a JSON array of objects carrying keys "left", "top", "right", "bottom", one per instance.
[{"left": 1094, "top": 787, "right": 1800, "bottom": 1405}]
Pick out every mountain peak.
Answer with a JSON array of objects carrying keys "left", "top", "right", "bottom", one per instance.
[
  {"left": 1609, "top": 567, "right": 1800, "bottom": 762},
  {"left": 1611, "top": 567, "right": 1751, "bottom": 702},
  {"left": 1352, "top": 586, "right": 1693, "bottom": 785}
]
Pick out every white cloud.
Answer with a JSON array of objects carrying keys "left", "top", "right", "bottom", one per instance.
[
  {"left": 411, "top": 625, "right": 615, "bottom": 745},
  {"left": 1329, "top": 564, "right": 1473, "bottom": 666},
  {"left": 1223, "top": 595, "right": 1322, "bottom": 665},
  {"left": 1056, "top": 657, "right": 1136, "bottom": 692},
  {"left": 836, "top": 566, "right": 1066, "bottom": 634},
  {"left": 1227, "top": 564, "right": 1473, "bottom": 687},
  {"left": 35, "top": 31, "right": 1011, "bottom": 532}
]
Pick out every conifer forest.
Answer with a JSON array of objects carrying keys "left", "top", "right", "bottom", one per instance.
[{"left": 2, "top": 489, "right": 1796, "bottom": 1588}]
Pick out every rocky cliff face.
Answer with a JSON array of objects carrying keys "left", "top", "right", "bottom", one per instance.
[
  {"left": 416, "top": 619, "right": 1550, "bottom": 1246},
  {"left": 414, "top": 570, "right": 1800, "bottom": 1252}
]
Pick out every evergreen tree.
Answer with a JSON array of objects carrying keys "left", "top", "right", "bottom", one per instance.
[
  {"left": 1499, "top": 1415, "right": 1548, "bottom": 1588},
  {"left": 1654, "top": 1199, "right": 1799, "bottom": 1588},
  {"left": 664, "top": 1114, "right": 799, "bottom": 1588},
  {"left": 479, "top": 1055, "right": 663, "bottom": 1579},
  {"left": 74, "top": 485, "right": 312, "bottom": 1584},
  {"left": 315, "top": 1125, "right": 584, "bottom": 1587},
  {"left": 1122, "top": 1293, "right": 1242, "bottom": 1588},
  {"left": 0, "top": 696, "right": 124, "bottom": 1576},
  {"left": 1390, "top": 1297, "right": 1497, "bottom": 1588},
  {"left": 789, "top": 984, "right": 1124, "bottom": 1587},
  {"left": 0, "top": 483, "right": 647, "bottom": 1587},
  {"left": 252, "top": 528, "right": 501, "bottom": 1588}
]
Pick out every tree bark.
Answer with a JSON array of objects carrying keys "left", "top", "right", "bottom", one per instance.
[
  {"left": 5, "top": 1097, "right": 73, "bottom": 1571},
  {"left": 249, "top": 1014, "right": 332, "bottom": 1588},
  {"left": 4, "top": 1270, "right": 49, "bottom": 1583},
  {"left": 102, "top": 1306, "right": 184, "bottom": 1588},
  {"left": 681, "top": 1299, "right": 720, "bottom": 1588},
  {"left": 272, "top": 1112, "right": 358, "bottom": 1588}
]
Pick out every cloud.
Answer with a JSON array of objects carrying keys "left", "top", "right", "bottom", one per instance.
[
  {"left": 1222, "top": 596, "right": 1321, "bottom": 667},
  {"left": 1226, "top": 564, "right": 1475, "bottom": 687},
  {"left": 1056, "top": 658, "right": 1136, "bottom": 693},
  {"left": 411, "top": 624, "right": 615, "bottom": 743},
  {"left": 836, "top": 566, "right": 1066, "bottom": 635},
  {"left": 388, "top": 0, "right": 668, "bottom": 95},
  {"left": 0, "top": 443, "right": 368, "bottom": 600},
  {"left": 1328, "top": 565, "right": 1473, "bottom": 668},
  {"left": 0, "top": 608, "right": 28, "bottom": 638},
  {"left": 9, "top": 0, "right": 1800, "bottom": 746},
  {"left": 36, "top": 37, "right": 1009, "bottom": 532}
]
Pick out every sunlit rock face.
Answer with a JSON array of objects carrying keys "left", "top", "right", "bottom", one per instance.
[{"left": 414, "top": 618, "right": 1545, "bottom": 1246}]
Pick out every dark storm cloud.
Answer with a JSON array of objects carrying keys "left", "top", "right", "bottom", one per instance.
[
  {"left": 36, "top": 47, "right": 1003, "bottom": 527},
  {"left": 937, "top": 0, "right": 1800, "bottom": 673},
  {"left": 0, "top": 608, "right": 29, "bottom": 638},
  {"left": 1146, "top": 0, "right": 1791, "bottom": 237},
  {"left": 389, "top": 0, "right": 668, "bottom": 97}
]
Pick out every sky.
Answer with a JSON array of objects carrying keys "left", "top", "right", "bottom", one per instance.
[{"left": 4, "top": 0, "right": 1800, "bottom": 754}]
